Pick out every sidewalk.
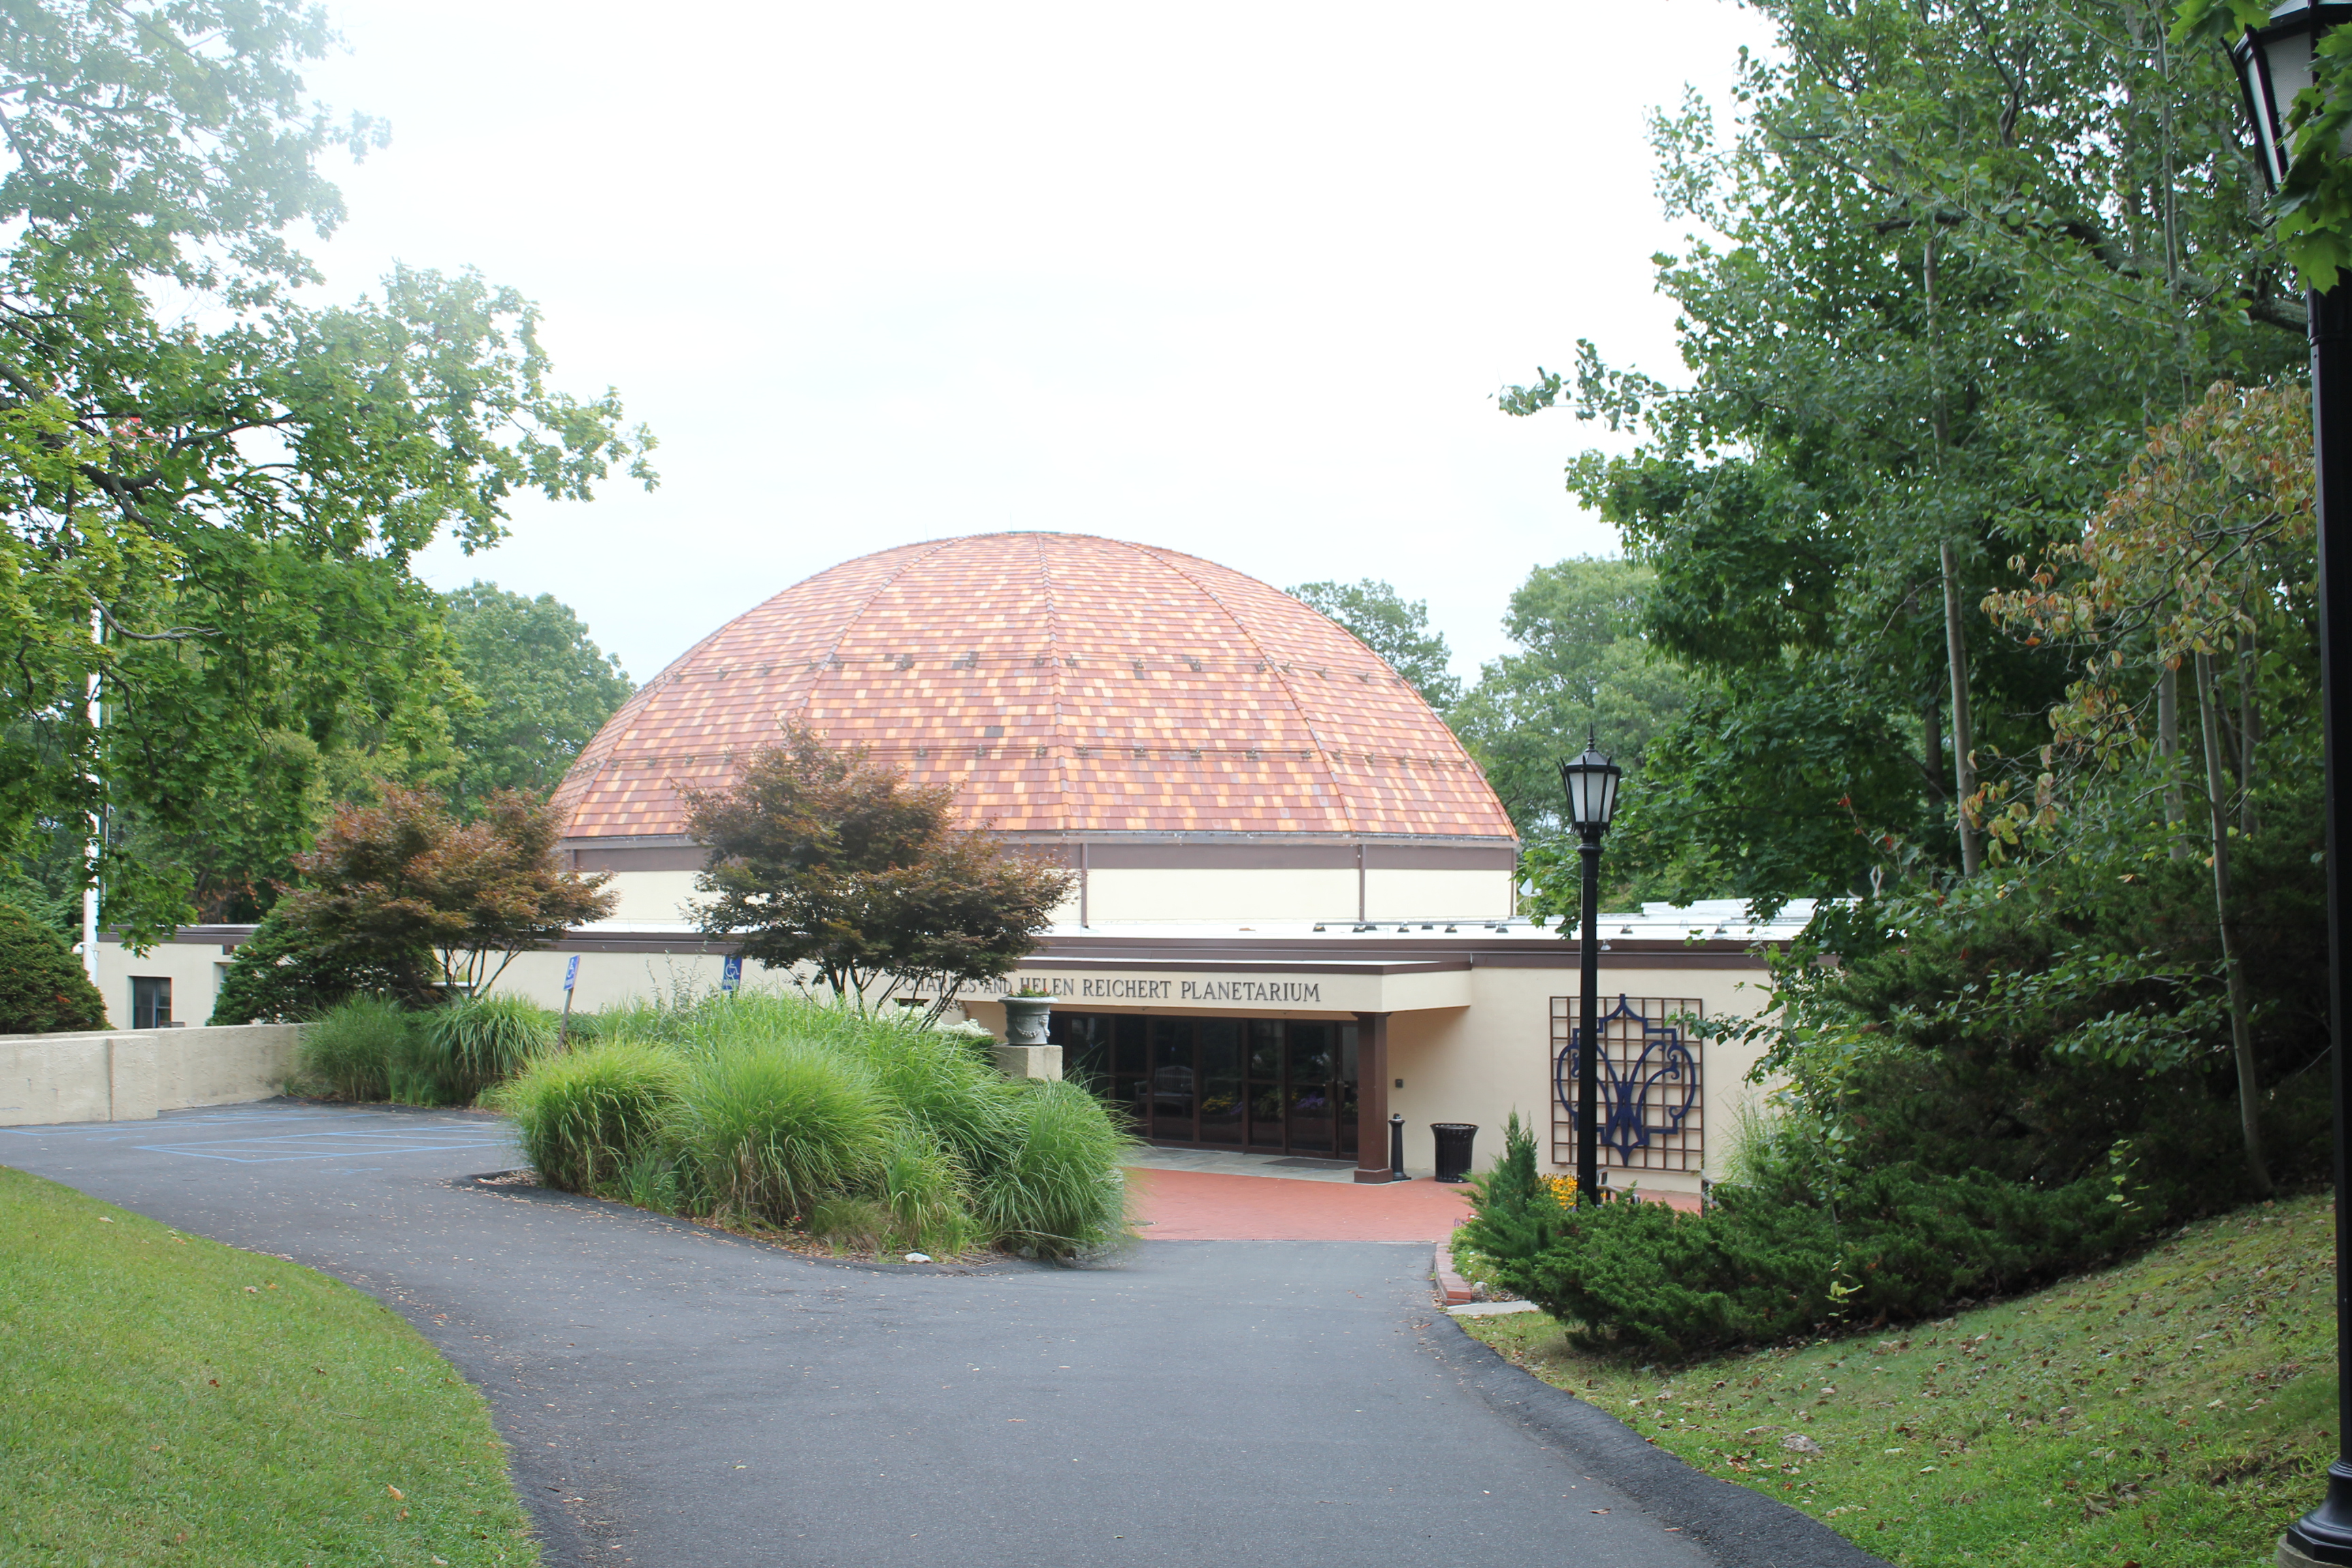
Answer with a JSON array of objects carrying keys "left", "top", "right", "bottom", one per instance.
[{"left": 1128, "top": 1164, "right": 1475, "bottom": 1241}]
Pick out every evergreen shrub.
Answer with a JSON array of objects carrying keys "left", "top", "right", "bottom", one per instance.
[
  {"left": 1457, "top": 1112, "right": 1573, "bottom": 1265},
  {"left": 0, "top": 901, "right": 105, "bottom": 1035},
  {"left": 1487, "top": 1164, "right": 2147, "bottom": 1356}
]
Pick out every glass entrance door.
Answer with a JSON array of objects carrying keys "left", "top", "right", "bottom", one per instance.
[{"left": 1054, "top": 1012, "right": 1358, "bottom": 1156}]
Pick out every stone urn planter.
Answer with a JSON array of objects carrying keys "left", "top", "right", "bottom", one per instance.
[
  {"left": 1002, "top": 994, "right": 1054, "bottom": 1045},
  {"left": 994, "top": 993, "right": 1061, "bottom": 1081}
]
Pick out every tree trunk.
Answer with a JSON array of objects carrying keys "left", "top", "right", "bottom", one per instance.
[
  {"left": 2238, "top": 630, "right": 2261, "bottom": 836},
  {"left": 2158, "top": 662, "right": 2185, "bottom": 860},
  {"left": 2196, "top": 650, "right": 2271, "bottom": 1195},
  {"left": 1940, "top": 539, "right": 1979, "bottom": 875}
]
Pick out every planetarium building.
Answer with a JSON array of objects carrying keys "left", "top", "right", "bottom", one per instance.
[{"left": 95, "top": 533, "right": 1803, "bottom": 1190}]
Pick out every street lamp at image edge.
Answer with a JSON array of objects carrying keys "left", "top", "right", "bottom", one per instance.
[
  {"left": 1558, "top": 734, "right": 1622, "bottom": 1212},
  {"left": 2230, "top": 12, "right": 2352, "bottom": 1565},
  {"left": 2232, "top": 1, "right": 2352, "bottom": 189}
]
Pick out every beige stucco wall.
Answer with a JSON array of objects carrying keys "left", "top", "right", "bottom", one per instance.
[
  {"left": 483, "top": 946, "right": 796, "bottom": 1013},
  {"left": 601, "top": 869, "right": 703, "bottom": 924},
  {"left": 1362, "top": 868, "right": 1514, "bottom": 922},
  {"left": 1081, "top": 866, "right": 1358, "bottom": 923},
  {"left": 584, "top": 861, "right": 1517, "bottom": 930},
  {"left": 1385, "top": 963, "right": 1777, "bottom": 1192},
  {"left": 0, "top": 1024, "right": 301, "bottom": 1128}
]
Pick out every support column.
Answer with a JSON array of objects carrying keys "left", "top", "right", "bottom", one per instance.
[{"left": 1353, "top": 1011, "right": 1392, "bottom": 1183}]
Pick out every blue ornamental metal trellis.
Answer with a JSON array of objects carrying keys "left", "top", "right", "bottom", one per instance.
[{"left": 1554, "top": 994, "right": 1701, "bottom": 1167}]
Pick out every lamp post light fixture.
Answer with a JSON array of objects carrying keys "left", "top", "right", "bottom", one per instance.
[
  {"left": 1558, "top": 731, "right": 1623, "bottom": 1211},
  {"left": 2229, "top": 12, "right": 2352, "bottom": 1563}
]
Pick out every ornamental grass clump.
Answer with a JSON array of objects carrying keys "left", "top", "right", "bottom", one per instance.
[
  {"left": 491, "top": 1039, "right": 685, "bottom": 1192},
  {"left": 295, "top": 996, "right": 416, "bottom": 1102},
  {"left": 420, "top": 994, "right": 559, "bottom": 1103},
  {"left": 672, "top": 1040, "right": 892, "bottom": 1226},
  {"left": 976, "top": 1080, "right": 1133, "bottom": 1256},
  {"left": 495, "top": 990, "right": 1133, "bottom": 1256},
  {"left": 876, "top": 1126, "right": 975, "bottom": 1256}
]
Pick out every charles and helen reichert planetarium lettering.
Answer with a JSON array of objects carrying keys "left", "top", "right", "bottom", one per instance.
[{"left": 962, "top": 974, "right": 1323, "bottom": 1003}]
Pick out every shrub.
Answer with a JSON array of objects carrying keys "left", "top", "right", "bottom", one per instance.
[
  {"left": 1456, "top": 1111, "right": 1573, "bottom": 1268},
  {"left": 208, "top": 909, "right": 422, "bottom": 1024},
  {"left": 1495, "top": 1163, "right": 2149, "bottom": 1356},
  {"left": 0, "top": 900, "right": 105, "bottom": 1035},
  {"left": 297, "top": 998, "right": 418, "bottom": 1102},
  {"left": 419, "top": 995, "right": 559, "bottom": 1104},
  {"left": 492, "top": 1040, "right": 685, "bottom": 1192}
]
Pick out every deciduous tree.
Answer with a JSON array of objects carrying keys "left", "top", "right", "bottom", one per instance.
[
  {"left": 1509, "top": 0, "right": 2300, "bottom": 912},
  {"left": 274, "top": 786, "right": 615, "bottom": 999},
  {"left": 444, "top": 582, "right": 633, "bottom": 814},
  {"left": 1448, "top": 557, "right": 1690, "bottom": 840},
  {"left": 0, "top": 1, "right": 655, "bottom": 945},
  {"left": 1287, "top": 579, "right": 1462, "bottom": 709},
  {"left": 1984, "top": 381, "right": 2316, "bottom": 1192},
  {"left": 685, "top": 729, "right": 1075, "bottom": 1022}
]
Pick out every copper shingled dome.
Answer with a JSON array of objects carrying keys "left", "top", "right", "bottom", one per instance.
[{"left": 551, "top": 532, "right": 1516, "bottom": 845}]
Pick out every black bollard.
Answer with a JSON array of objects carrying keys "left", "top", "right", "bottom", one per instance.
[{"left": 1388, "top": 1112, "right": 1406, "bottom": 1181}]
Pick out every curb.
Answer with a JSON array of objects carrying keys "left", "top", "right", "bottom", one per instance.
[
  {"left": 1419, "top": 1310, "right": 1893, "bottom": 1568},
  {"left": 1433, "top": 1239, "right": 1475, "bottom": 1305}
]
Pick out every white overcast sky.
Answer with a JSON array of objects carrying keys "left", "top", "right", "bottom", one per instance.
[{"left": 297, "top": 1, "right": 1767, "bottom": 687}]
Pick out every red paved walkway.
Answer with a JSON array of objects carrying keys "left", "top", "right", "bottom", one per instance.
[{"left": 1128, "top": 1166, "right": 1475, "bottom": 1241}]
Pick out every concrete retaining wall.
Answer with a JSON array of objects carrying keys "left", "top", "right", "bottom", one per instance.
[{"left": 0, "top": 1024, "right": 301, "bottom": 1127}]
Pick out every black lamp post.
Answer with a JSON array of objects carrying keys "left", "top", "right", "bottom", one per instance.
[
  {"left": 1558, "top": 732, "right": 1622, "bottom": 1210},
  {"left": 2230, "top": 11, "right": 2352, "bottom": 1562}
]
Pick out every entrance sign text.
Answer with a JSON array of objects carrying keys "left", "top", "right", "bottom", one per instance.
[{"left": 961, "top": 973, "right": 1322, "bottom": 1004}]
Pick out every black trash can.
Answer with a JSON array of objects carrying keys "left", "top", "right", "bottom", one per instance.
[{"left": 1431, "top": 1122, "right": 1479, "bottom": 1184}]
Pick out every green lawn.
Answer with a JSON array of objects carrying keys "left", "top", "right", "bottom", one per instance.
[
  {"left": 0, "top": 1166, "right": 538, "bottom": 1567},
  {"left": 1460, "top": 1192, "right": 2337, "bottom": 1568}
]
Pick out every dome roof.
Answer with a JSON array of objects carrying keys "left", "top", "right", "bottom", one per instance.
[{"left": 552, "top": 532, "right": 1516, "bottom": 844}]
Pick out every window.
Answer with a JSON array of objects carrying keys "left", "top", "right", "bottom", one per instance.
[{"left": 130, "top": 976, "right": 172, "bottom": 1030}]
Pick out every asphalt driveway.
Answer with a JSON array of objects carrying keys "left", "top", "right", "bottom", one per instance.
[{"left": 3, "top": 1102, "right": 1881, "bottom": 1568}]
